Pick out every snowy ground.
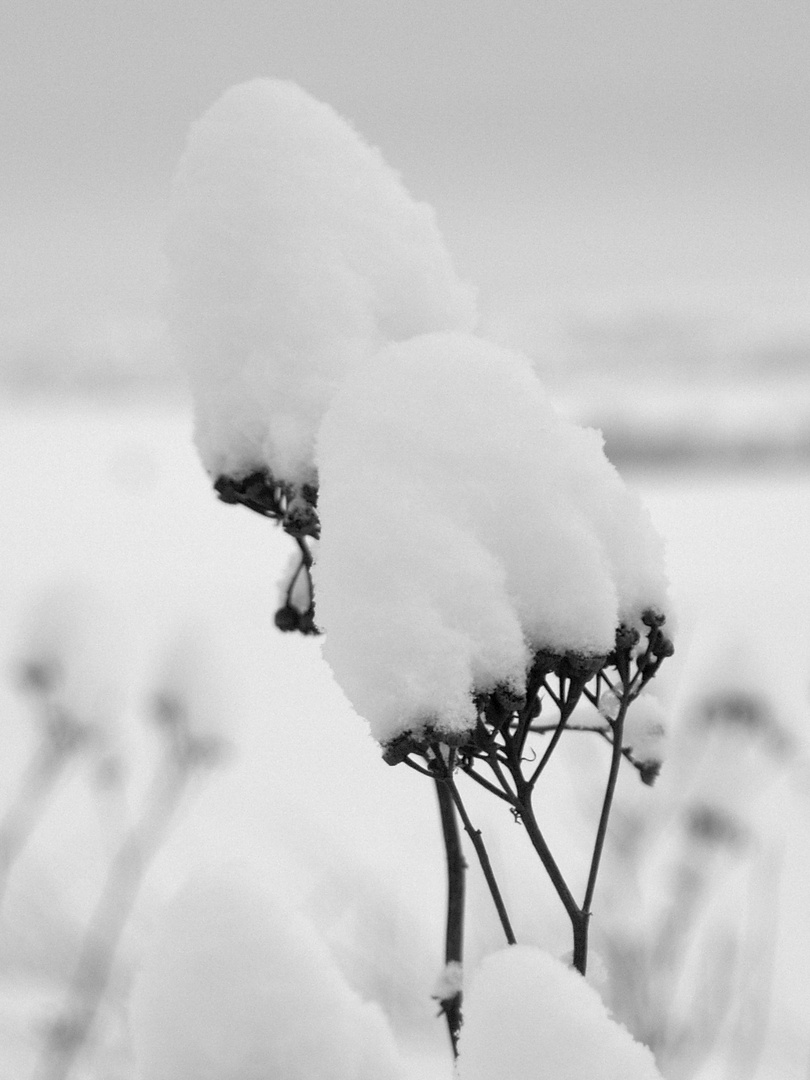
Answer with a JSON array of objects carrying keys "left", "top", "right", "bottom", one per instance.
[{"left": 1, "top": 395, "right": 810, "bottom": 1079}]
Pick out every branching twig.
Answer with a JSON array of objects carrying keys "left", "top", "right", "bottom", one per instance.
[{"left": 441, "top": 773, "right": 516, "bottom": 948}]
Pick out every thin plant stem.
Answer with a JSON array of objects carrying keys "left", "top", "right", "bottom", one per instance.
[
  {"left": 512, "top": 778, "right": 591, "bottom": 972},
  {"left": 459, "top": 764, "right": 514, "bottom": 804},
  {"left": 527, "top": 678, "right": 585, "bottom": 788},
  {"left": 443, "top": 774, "right": 517, "bottom": 947},
  {"left": 482, "top": 750, "right": 518, "bottom": 803},
  {"left": 528, "top": 712, "right": 568, "bottom": 786},
  {"left": 581, "top": 695, "right": 629, "bottom": 919},
  {"left": 433, "top": 777, "right": 465, "bottom": 1057},
  {"left": 530, "top": 722, "right": 607, "bottom": 736}
]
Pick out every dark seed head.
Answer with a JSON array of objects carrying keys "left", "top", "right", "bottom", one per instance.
[
  {"left": 615, "top": 625, "right": 641, "bottom": 651},
  {"left": 274, "top": 605, "right": 301, "bottom": 632},
  {"left": 641, "top": 609, "right": 666, "bottom": 629}
]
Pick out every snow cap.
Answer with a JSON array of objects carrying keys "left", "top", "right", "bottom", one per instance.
[
  {"left": 314, "top": 331, "right": 668, "bottom": 747},
  {"left": 168, "top": 78, "right": 476, "bottom": 484}
]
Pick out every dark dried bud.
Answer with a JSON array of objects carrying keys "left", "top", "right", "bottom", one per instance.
[
  {"left": 274, "top": 605, "right": 301, "bottom": 632},
  {"left": 559, "top": 652, "right": 608, "bottom": 680},
  {"left": 530, "top": 650, "right": 562, "bottom": 678},
  {"left": 382, "top": 731, "right": 425, "bottom": 766},
  {"left": 214, "top": 471, "right": 285, "bottom": 518},
  {"left": 653, "top": 637, "right": 674, "bottom": 658},
  {"left": 283, "top": 498, "right": 320, "bottom": 539},
  {"left": 213, "top": 475, "right": 240, "bottom": 504},
  {"left": 615, "top": 625, "right": 641, "bottom": 652},
  {"left": 641, "top": 609, "right": 666, "bottom": 628},
  {"left": 296, "top": 609, "right": 321, "bottom": 636},
  {"left": 301, "top": 483, "right": 319, "bottom": 507},
  {"left": 638, "top": 760, "right": 662, "bottom": 786}
]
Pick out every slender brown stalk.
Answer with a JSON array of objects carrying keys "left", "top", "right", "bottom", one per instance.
[
  {"left": 582, "top": 695, "right": 629, "bottom": 918},
  {"left": 514, "top": 791, "right": 580, "bottom": 929},
  {"left": 444, "top": 774, "right": 516, "bottom": 947},
  {"left": 433, "top": 778, "right": 466, "bottom": 1057}
]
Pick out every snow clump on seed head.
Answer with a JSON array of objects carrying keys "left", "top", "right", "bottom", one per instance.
[
  {"left": 168, "top": 78, "right": 476, "bottom": 486},
  {"left": 314, "top": 331, "right": 668, "bottom": 749}
]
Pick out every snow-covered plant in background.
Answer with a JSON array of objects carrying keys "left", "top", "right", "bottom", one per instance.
[
  {"left": 170, "top": 78, "right": 673, "bottom": 1068},
  {"left": 28, "top": 621, "right": 234, "bottom": 1080},
  {"left": 596, "top": 629, "right": 796, "bottom": 1080},
  {"left": 2, "top": 583, "right": 128, "bottom": 904}
]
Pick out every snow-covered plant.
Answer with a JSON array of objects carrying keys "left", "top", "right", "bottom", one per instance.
[
  {"left": 168, "top": 77, "right": 475, "bottom": 633},
  {"left": 171, "top": 80, "right": 673, "bottom": 1065},
  {"left": 313, "top": 330, "right": 672, "bottom": 1046}
]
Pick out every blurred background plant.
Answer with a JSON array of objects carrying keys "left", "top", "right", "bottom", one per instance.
[{"left": 1, "top": 583, "right": 233, "bottom": 1079}]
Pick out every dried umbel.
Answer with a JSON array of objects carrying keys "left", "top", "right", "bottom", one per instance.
[
  {"left": 389, "top": 610, "right": 672, "bottom": 1053},
  {"left": 387, "top": 612, "right": 672, "bottom": 781}
]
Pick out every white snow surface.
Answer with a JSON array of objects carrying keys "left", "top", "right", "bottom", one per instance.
[
  {"left": 168, "top": 78, "right": 476, "bottom": 484},
  {"left": 130, "top": 865, "right": 406, "bottom": 1080},
  {"left": 456, "top": 946, "right": 663, "bottom": 1080},
  {"left": 314, "top": 332, "right": 667, "bottom": 745}
]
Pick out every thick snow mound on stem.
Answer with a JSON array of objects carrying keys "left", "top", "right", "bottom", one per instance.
[
  {"left": 457, "top": 946, "right": 664, "bottom": 1080},
  {"left": 168, "top": 78, "right": 476, "bottom": 483},
  {"left": 129, "top": 867, "right": 405, "bottom": 1080},
  {"left": 315, "top": 332, "right": 667, "bottom": 745}
]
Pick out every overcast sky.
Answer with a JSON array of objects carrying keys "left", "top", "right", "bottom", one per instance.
[{"left": 3, "top": 0, "right": 810, "bottom": 358}]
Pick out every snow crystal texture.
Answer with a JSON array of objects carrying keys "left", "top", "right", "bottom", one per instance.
[
  {"left": 168, "top": 78, "right": 476, "bottom": 484},
  {"left": 457, "top": 946, "right": 664, "bottom": 1080},
  {"left": 315, "top": 332, "right": 667, "bottom": 745}
]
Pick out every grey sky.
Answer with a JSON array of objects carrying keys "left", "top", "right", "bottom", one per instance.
[{"left": 3, "top": 0, "right": 810, "bottom": 358}]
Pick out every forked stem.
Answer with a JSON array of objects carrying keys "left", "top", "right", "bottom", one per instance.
[{"left": 443, "top": 772, "right": 516, "bottom": 947}]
